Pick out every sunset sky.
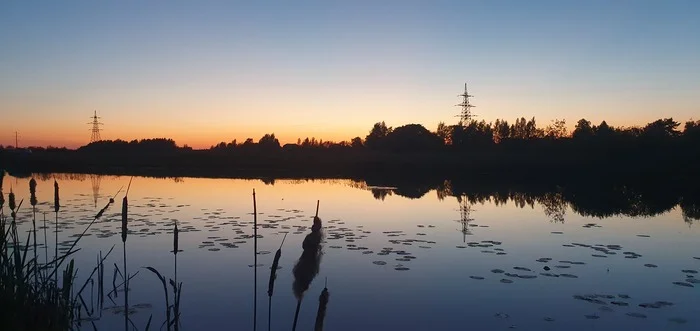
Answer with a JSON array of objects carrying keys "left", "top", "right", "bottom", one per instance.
[{"left": 1, "top": 1, "right": 699, "bottom": 149}]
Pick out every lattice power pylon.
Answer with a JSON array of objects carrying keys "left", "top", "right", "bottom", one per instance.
[
  {"left": 90, "top": 174, "right": 102, "bottom": 209},
  {"left": 456, "top": 83, "right": 476, "bottom": 126},
  {"left": 88, "top": 110, "right": 103, "bottom": 143},
  {"left": 456, "top": 195, "right": 475, "bottom": 242}
]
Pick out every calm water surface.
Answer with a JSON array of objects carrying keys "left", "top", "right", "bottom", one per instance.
[{"left": 3, "top": 174, "right": 699, "bottom": 331}]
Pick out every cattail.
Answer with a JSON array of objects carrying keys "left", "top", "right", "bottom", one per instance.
[
  {"left": 314, "top": 280, "right": 329, "bottom": 331},
  {"left": 268, "top": 233, "right": 286, "bottom": 297},
  {"left": 122, "top": 178, "right": 132, "bottom": 243},
  {"left": 30, "top": 178, "right": 38, "bottom": 285},
  {"left": 53, "top": 180, "right": 60, "bottom": 213},
  {"left": 0, "top": 171, "right": 4, "bottom": 210},
  {"left": 173, "top": 223, "right": 179, "bottom": 254},
  {"left": 292, "top": 204, "right": 323, "bottom": 331},
  {"left": 121, "top": 196, "right": 128, "bottom": 243},
  {"left": 9, "top": 188, "right": 16, "bottom": 212},
  {"left": 29, "top": 178, "right": 37, "bottom": 207},
  {"left": 122, "top": 177, "right": 133, "bottom": 331},
  {"left": 267, "top": 233, "right": 287, "bottom": 331}
]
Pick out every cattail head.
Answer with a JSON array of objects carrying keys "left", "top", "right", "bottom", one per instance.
[
  {"left": 29, "top": 178, "right": 37, "bottom": 207},
  {"left": 121, "top": 196, "right": 128, "bottom": 243},
  {"left": 312, "top": 216, "right": 322, "bottom": 233},
  {"left": 9, "top": 188, "right": 16, "bottom": 212},
  {"left": 173, "top": 223, "right": 179, "bottom": 254},
  {"left": 314, "top": 285, "right": 329, "bottom": 331},
  {"left": 53, "top": 180, "right": 60, "bottom": 213}
]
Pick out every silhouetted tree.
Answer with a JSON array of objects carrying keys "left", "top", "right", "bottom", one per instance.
[
  {"left": 642, "top": 118, "right": 681, "bottom": 139},
  {"left": 258, "top": 133, "right": 281, "bottom": 150},
  {"left": 493, "top": 119, "right": 510, "bottom": 143},
  {"left": 451, "top": 120, "right": 493, "bottom": 148},
  {"left": 365, "top": 121, "right": 392, "bottom": 149},
  {"left": 350, "top": 137, "right": 363, "bottom": 148},
  {"left": 384, "top": 124, "right": 443, "bottom": 151},
  {"left": 573, "top": 119, "right": 593, "bottom": 139},
  {"left": 545, "top": 119, "right": 568, "bottom": 139},
  {"left": 435, "top": 122, "right": 452, "bottom": 145}
]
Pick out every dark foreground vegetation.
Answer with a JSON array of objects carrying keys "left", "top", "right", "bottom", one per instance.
[
  {"left": 1, "top": 117, "right": 699, "bottom": 180},
  {"left": 0, "top": 173, "right": 329, "bottom": 331}
]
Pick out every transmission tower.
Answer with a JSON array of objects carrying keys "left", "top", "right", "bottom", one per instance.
[
  {"left": 88, "top": 110, "right": 103, "bottom": 143},
  {"left": 455, "top": 83, "right": 476, "bottom": 126},
  {"left": 90, "top": 174, "right": 102, "bottom": 209},
  {"left": 456, "top": 195, "right": 475, "bottom": 242}
]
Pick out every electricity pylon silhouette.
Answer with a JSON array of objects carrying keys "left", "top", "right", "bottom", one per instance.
[{"left": 88, "top": 110, "right": 103, "bottom": 143}]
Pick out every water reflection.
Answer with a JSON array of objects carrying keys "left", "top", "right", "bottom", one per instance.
[
  {"left": 456, "top": 195, "right": 474, "bottom": 241},
  {"left": 2, "top": 172, "right": 699, "bottom": 331},
  {"left": 358, "top": 177, "right": 699, "bottom": 221}
]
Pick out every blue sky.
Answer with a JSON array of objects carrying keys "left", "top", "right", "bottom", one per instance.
[{"left": 1, "top": 0, "right": 699, "bottom": 147}]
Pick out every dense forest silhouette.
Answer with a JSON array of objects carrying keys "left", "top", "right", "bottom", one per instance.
[{"left": 1, "top": 117, "right": 699, "bottom": 179}]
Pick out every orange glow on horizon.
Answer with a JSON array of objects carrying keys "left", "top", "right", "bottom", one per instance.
[{"left": 3, "top": 116, "right": 694, "bottom": 150}]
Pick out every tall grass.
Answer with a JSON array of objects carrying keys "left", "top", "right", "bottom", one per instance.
[
  {"left": 144, "top": 223, "right": 183, "bottom": 331},
  {"left": 0, "top": 178, "right": 119, "bottom": 331}
]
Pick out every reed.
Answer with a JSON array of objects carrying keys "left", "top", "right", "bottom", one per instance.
[
  {"left": 252, "top": 189, "right": 259, "bottom": 331},
  {"left": 53, "top": 180, "right": 59, "bottom": 288},
  {"left": 314, "top": 278, "right": 329, "bottom": 331},
  {"left": 143, "top": 222, "right": 184, "bottom": 331},
  {"left": 29, "top": 178, "right": 38, "bottom": 287},
  {"left": 9, "top": 187, "right": 16, "bottom": 218},
  {"left": 173, "top": 223, "right": 180, "bottom": 331},
  {"left": 42, "top": 212, "right": 48, "bottom": 276},
  {"left": 267, "top": 232, "right": 287, "bottom": 331},
  {"left": 291, "top": 201, "right": 323, "bottom": 331},
  {"left": 122, "top": 177, "right": 133, "bottom": 331},
  {"left": 0, "top": 191, "right": 73, "bottom": 331},
  {"left": 0, "top": 182, "right": 4, "bottom": 212}
]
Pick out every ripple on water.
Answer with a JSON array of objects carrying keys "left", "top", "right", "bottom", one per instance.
[
  {"left": 672, "top": 281, "right": 694, "bottom": 287},
  {"left": 626, "top": 312, "right": 647, "bottom": 318},
  {"left": 668, "top": 317, "right": 687, "bottom": 324}
]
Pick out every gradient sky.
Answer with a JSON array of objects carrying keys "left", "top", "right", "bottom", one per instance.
[{"left": 1, "top": 0, "right": 699, "bottom": 148}]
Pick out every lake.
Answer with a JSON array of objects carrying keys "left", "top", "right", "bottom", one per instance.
[{"left": 2, "top": 173, "right": 699, "bottom": 331}]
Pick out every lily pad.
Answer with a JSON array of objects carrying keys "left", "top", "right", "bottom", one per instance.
[{"left": 673, "top": 281, "right": 694, "bottom": 287}]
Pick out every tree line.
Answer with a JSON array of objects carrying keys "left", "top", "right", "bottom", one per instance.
[{"left": 1, "top": 117, "right": 698, "bottom": 179}]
